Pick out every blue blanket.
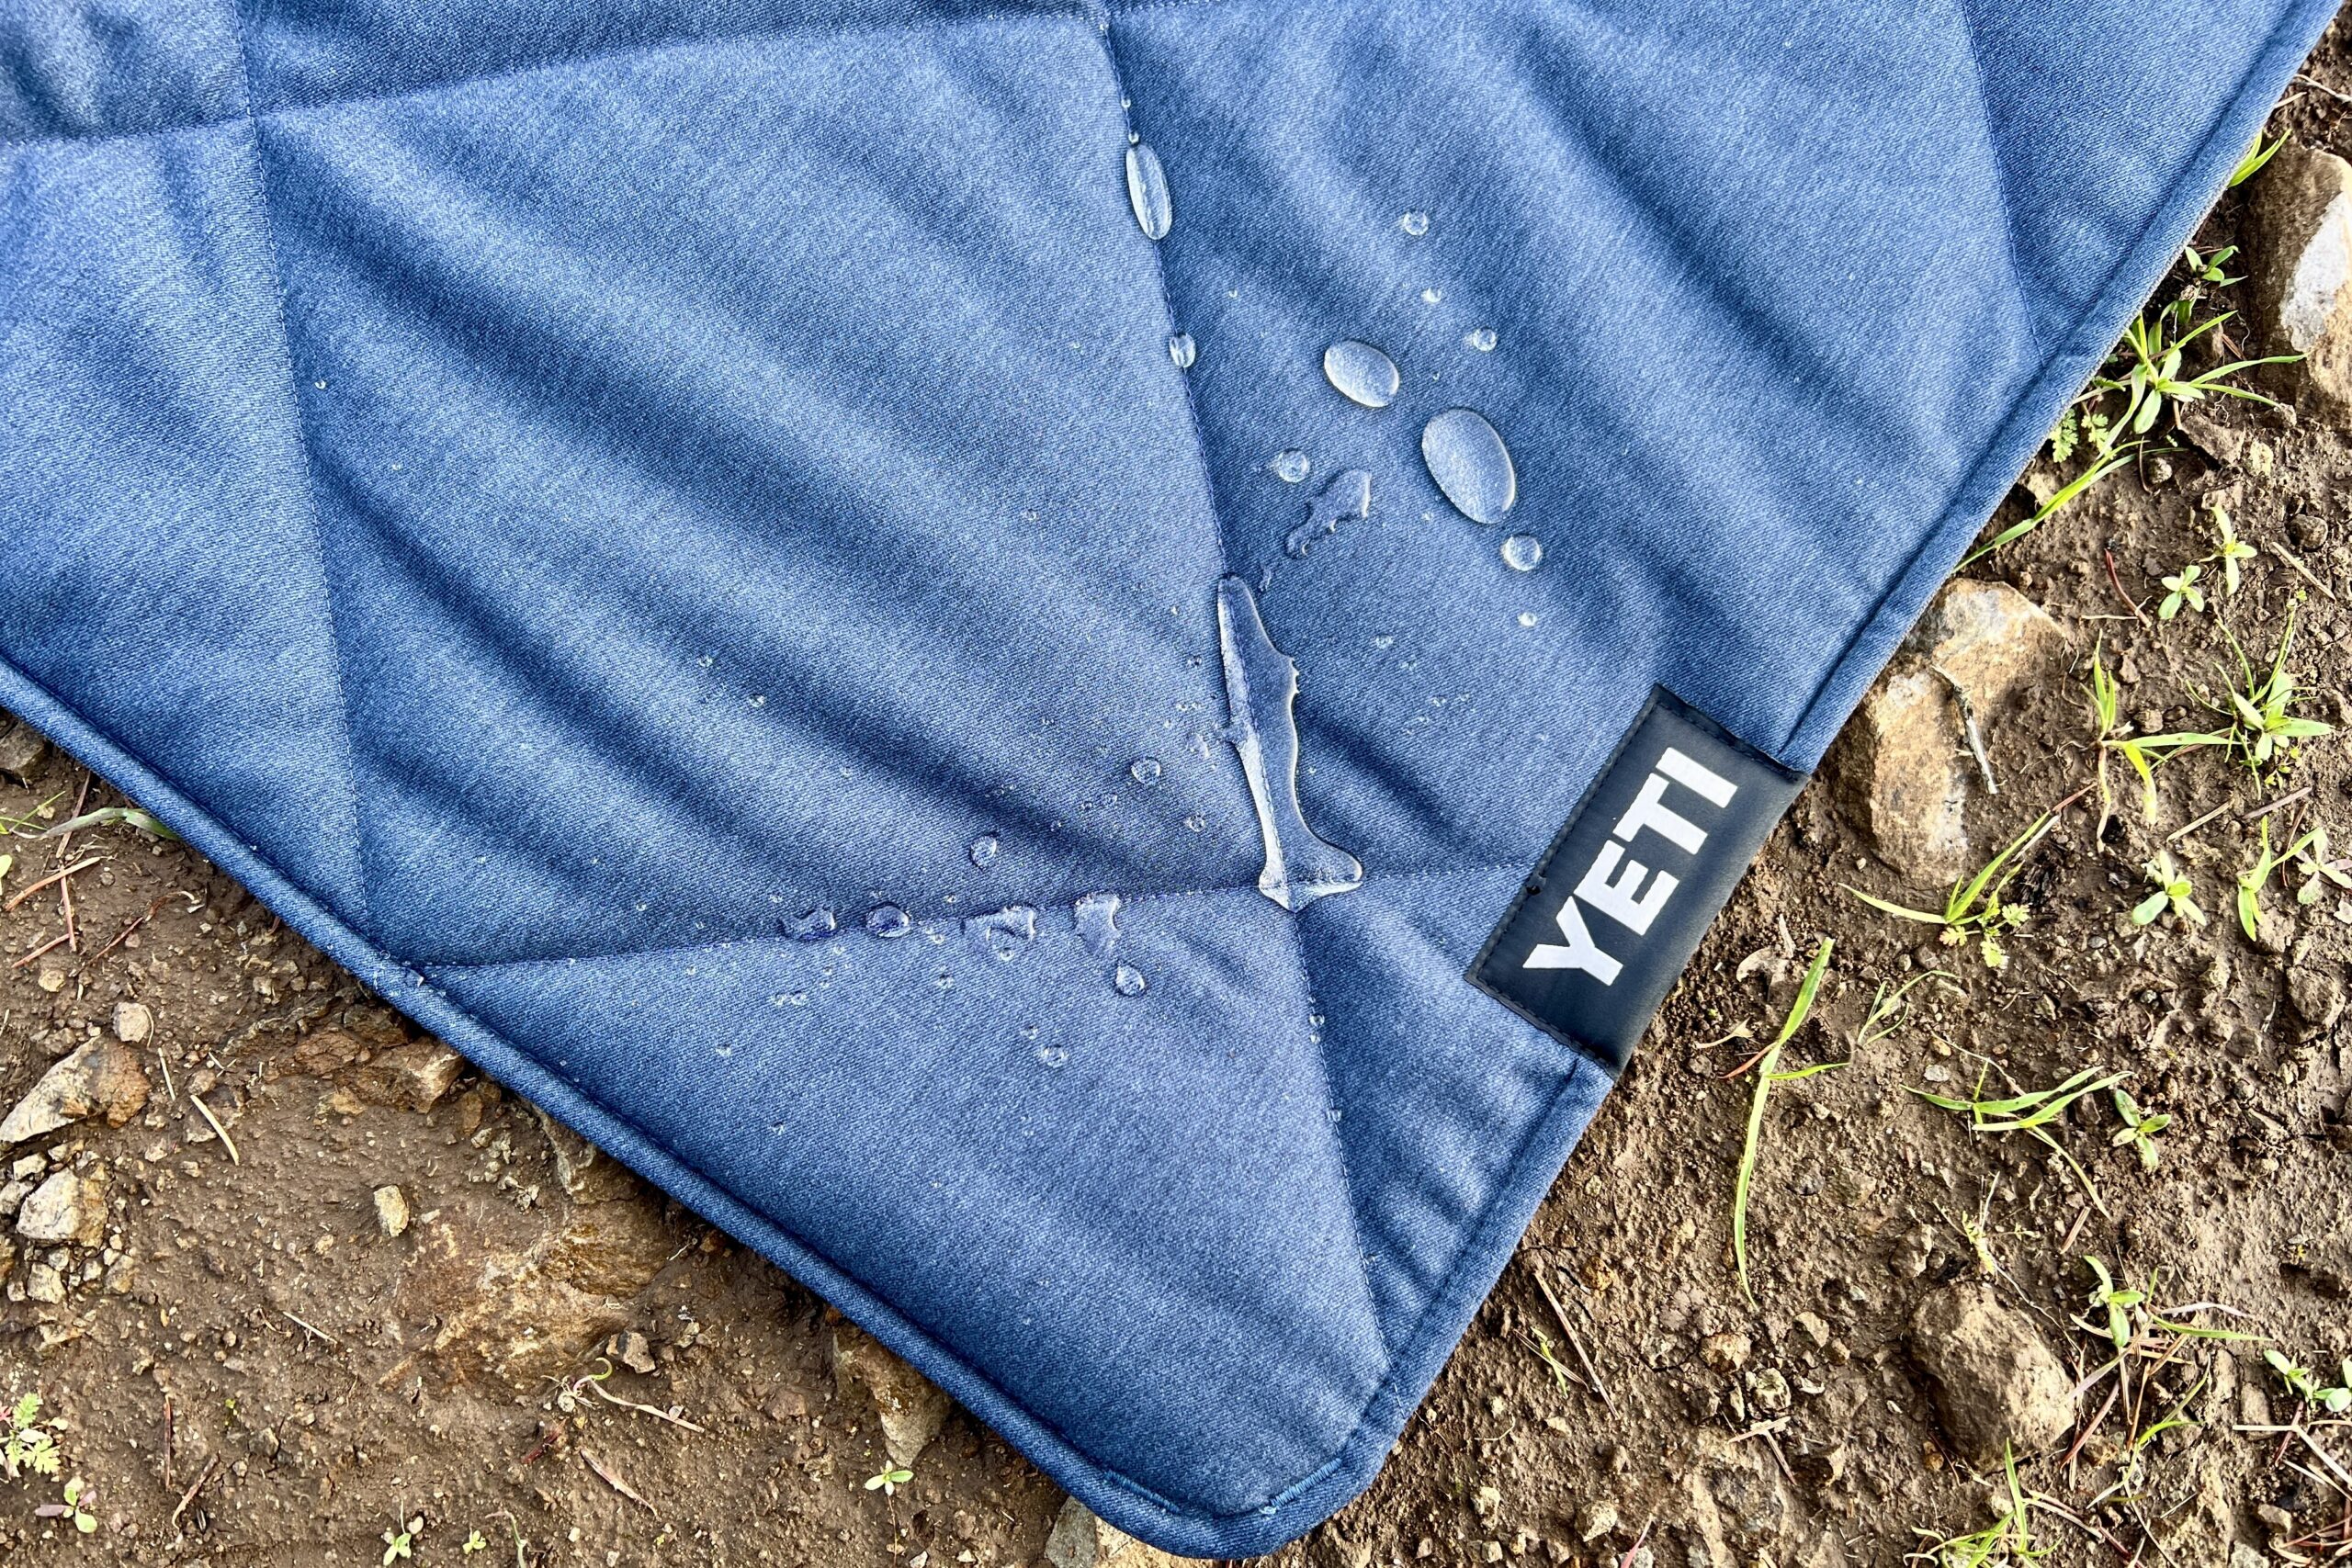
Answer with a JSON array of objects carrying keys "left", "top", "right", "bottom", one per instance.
[{"left": 2, "top": 0, "right": 2331, "bottom": 1552}]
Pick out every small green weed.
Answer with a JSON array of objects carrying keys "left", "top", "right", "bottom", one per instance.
[
  {"left": 1856, "top": 969, "right": 1956, "bottom": 1049},
  {"left": 2, "top": 1393, "right": 57, "bottom": 1481},
  {"left": 1731, "top": 939, "right": 1838, "bottom": 1304},
  {"left": 2156, "top": 561, "right": 2205, "bottom": 621},
  {"left": 2132, "top": 850, "right": 2204, "bottom": 928},
  {"left": 2139, "top": 615, "right": 2335, "bottom": 776},
  {"left": 864, "top": 1466, "right": 913, "bottom": 1496},
  {"left": 2231, "top": 132, "right": 2288, "bottom": 186},
  {"left": 2109, "top": 1089, "right": 2169, "bottom": 1169},
  {"left": 1848, "top": 812, "right": 2055, "bottom": 968},
  {"left": 2207, "top": 504, "right": 2258, "bottom": 594},
  {"left": 2266, "top": 1348, "right": 2352, "bottom": 1414},
  {"left": 1908, "top": 1447, "right": 2045, "bottom": 1566},
  {"left": 2087, "top": 645, "right": 2160, "bottom": 828},
  {"left": 1915, "top": 1065, "right": 2121, "bottom": 1210},
  {"left": 381, "top": 1516, "right": 422, "bottom": 1565},
  {"left": 2237, "top": 818, "right": 2322, "bottom": 939}
]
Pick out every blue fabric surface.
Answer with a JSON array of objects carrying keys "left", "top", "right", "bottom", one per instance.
[{"left": 0, "top": 0, "right": 2333, "bottom": 1552}]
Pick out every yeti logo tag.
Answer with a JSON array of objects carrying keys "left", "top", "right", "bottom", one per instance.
[{"left": 1470, "top": 689, "right": 1805, "bottom": 1072}]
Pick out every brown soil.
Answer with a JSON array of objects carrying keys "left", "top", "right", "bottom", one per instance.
[{"left": 10, "top": 29, "right": 2352, "bottom": 1568}]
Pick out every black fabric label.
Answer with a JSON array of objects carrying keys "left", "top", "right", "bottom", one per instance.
[{"left": 1468, "top": 688, "right": 1806, "bottom": 1073}]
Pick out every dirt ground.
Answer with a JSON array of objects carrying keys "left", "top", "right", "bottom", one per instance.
[{"left": 10, "top": 32, "right": 2352, "bottom": 1568}]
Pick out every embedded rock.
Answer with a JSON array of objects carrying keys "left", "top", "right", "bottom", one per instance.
[
  {"left": 1910, "top": 1284, "right": 2075, "bottom": 1465},
  {"left": 1043, "top": 1497, "right": 1200, "bottom": 1568},
  {"left": 0, "top": 719, "right": 48, "bottom": 784},
  {"left": 833, "top": 1322, "right": 953, "bottom": 1471},
  {"left": 16, "top": 1169, "right": 104, "bottom": 1247},
  {"left": 0, "top": 1038, "right": 152, "bottom": 1145},
  {"left": 2248, "top": 142, "right": 2352, "bottom": 410},
  {"left": 1831, "top": 579, "right": 2064, "bottom": 882}
]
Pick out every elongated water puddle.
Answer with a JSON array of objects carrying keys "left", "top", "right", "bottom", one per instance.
[{"left": 1214, "top": 577, "right": 1363, "bottom": 912}]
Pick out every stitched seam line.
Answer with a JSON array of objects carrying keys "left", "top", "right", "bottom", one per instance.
[
  {"left": 416, "top": 862, "right": 1533, "bottom": 971},
  {"left": 1950, "top": 0, "right": 2030, "bottom": 329},
  {"left": 224, "top": 0, "right": 374, "bottom": 938}
]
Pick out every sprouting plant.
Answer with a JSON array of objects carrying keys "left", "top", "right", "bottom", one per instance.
[
  {"left": 33, "top": 805, "right": 176, "bottom": 841},
  {"left": 381, "top": 1517, "right": 422, "bottom": 1565},
  {"left": 2132, "top": 850, "right": 2204, "bottom": 927},
  {"left": 2084, "top": 1257, "right": 2146, "bottom": 1354},
  {"left": 1963, "top": 444, "right": 2137, "bottom": 567},
  {"left": 2292, "top": 825, "right": 2352, "bottom": 907},
  {"left": 1849, "top": 812, "right": 2054, "bottom": 968},
  {"left": 2207, "top": 505, "right": 2258, "bottom": 594},
  {"left": 2266, "top": 1348, "right": 2352, "bottom": 1414},
  {"left": 2231, "top": 131, "right": 2289, "bottom": 187},
  {"left": 1731, "top": 939, "right": 1838, "bottom": 1305},
  {"left": 2, "top": 1393, "right": 58, "bottom": 1481},
  {"left": 1856, "top": 970, "right": 1957, "bottom": 1049},
  {"left": 464, "top": 1531, "right": 489, "bottom": 1556},
  {"left": 1916, "top": 1066, "right": 2122, "bottom": 1211},
  {"left": 2086, "top": 303, "right": 2293, "bottom": 447},
  {"left": 863, "top": 1466, "right": 914, "bottom": 1496},
  {"left": 1526, "top": 1329, "right": 1575, "bottom": 1395},
  {"left": 2183, "top": 243, "right": 2243, "bottom": 288},
  {"left": 2237, "top": 818, "right": 2323, "bottom": 939},
  {"left": 2222, "top": 615, "right": 2334, "bottom": 772},
  {"left": 1908, "top": 1447, "right": 2045, "bottom": 1566},
  {"left": 2157, "top": 561, "right": 2205, "bottom": 620},
  {"left": 33, "top": 1477, "right": 96, "bottom": 1536},
  {"left": 2088, "top": 645, "right": 2161, "bottom": 829},
  {"left": 2109, "top": 1089, "right": 2169, "bottom": 1169}
]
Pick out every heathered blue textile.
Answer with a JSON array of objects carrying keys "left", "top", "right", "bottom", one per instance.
[{"left": 0, "top": 0, "right": 2333, "bottom": 1552}]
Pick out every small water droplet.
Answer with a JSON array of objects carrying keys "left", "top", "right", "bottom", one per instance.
[
  {"left": 749, "top": 693, "right": 766, "bottom": 706},
  {"left": 969, "top": 833, "right": 1001, "bottom": 869},
  {"left": 784, "top": 907, "right": 836, "bottom": 942},
  {"left": 1182, "top": 813, "right": 1207, "bottom": 832},
  {"left": 1420, "top": 287, "right": 1442, "bottom": 304},
  {"left": 1500, "top": 534, "right": 1543, "bottom": 571},
  {"left": 1518, "top": 612, "right": 1539, "bottom": 627},
  {"left": 966, "top": 904, "right": 1037, "bottom": 960},
  {"left": 1270, "top": 450, "right": 1311, "bottom": 484},
  {"left": 1371, "top": 634, "right": 1395, "bottom": 650},
  {"left": 1075, "top": 891, "right": 1122, "bottom": 957},
  {"left": 1036, "top": 1045, "right": 1070, "bottom": 1068},
  {"left": 1399, "top": 211, "right": 1430, "bottom": 236},
  {"left": 784, "top": 990, "right": 808, "bottom": 1007},
  {"left": 1420, "top": 409, "right": 1517, "bottom": 524},
  {"left": 865, "top": 904, "right": 912, "bottom": 939},
  {"left": 1129, "top": 757, "right": 1162, "bottom": 784},
  {"left": 1167, "top": 332, "right": 1196, "bottom": 368},
  {"left": 1284, "top": 469, "right": 1373, "bottom": 558},
  {"left": 1465, "top": 327, "right": 1498, "bottom": 353},
  {"left": 1321, "top": 340, "right": 1400, "bottom": 409},
  {"left": 1114, "top": 964, "right": 1148, "bottom": 997},
  {"left": 933, "top": 970, "right": 955, "bottom": 989},
  {"left": 1125, "top": 141, "right": 1172, "bottom": 241}
]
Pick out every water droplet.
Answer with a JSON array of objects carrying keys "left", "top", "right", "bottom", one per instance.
[
  {"left": 933, "top": 970, "right": 955, "bottom": 989},
  {"left": 1167, "top": 332, "right": 1196, "bottom": 368},
  {"left": 1420, "top": 287, "right": 1442, "bottom": 304},
  {"left": 1500, "top": 534, "right": 1543, "bottom": 571},
  {"left": 1399, "top": 211, "right": 1430, "bottom": 236},
  {"left": 1420, "top": 409, "right": 1517, "bottom": 524},
  {"left": 1182, "top": 813, "right": 1207, "bottom": 832},
  {"left": 1129, "top": 757, "right": 1162, "bottom": 785},
  {"left": 1125, "top": 141, "right": 1172, "bottom": 241},
  {"left": 1036, "top": 1045, "right": 1070, "bottom": 1068},
  {"left": 1270, "top": 450, "right": 1311, "bottom": 484},
  {"left": 1371, "top": 634, "right": 1395, "bottom": 650},
  {"left": 1321, "top": 340, "right": 1400, "bottom": 409},
  {"left": 1075, "top": 891, "right": 1122, "bottom": 957},
  {"left": 783, "top": 990, "right": 808, "bottom": 1007},
  {"left": 1518, "top": 612, "right": 1539, "bottom": 627},
  {"left": 966, "top": 904, "right": 1037, "bottom": 960},
  {"left": 968, "top": 833, "right": 1000, "bottom": 869},
  {"left": 1283, "top": 469, "right": 1374, "bottom": 559},
  {"left": 784, "top": 907, "right": 836, "bottom": 942},
  {"left": 1214, "top": 577, "right": 1365, "bottom": 911},
  {"left": 1114, "top": 964, "right": 1148, "bottom": 997},
  {"left": 865, "top": 904, "right": 912, "bottom": 939},
  {"left": 1465, "top": 327, "right": 1498, "bottom": 353}
]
